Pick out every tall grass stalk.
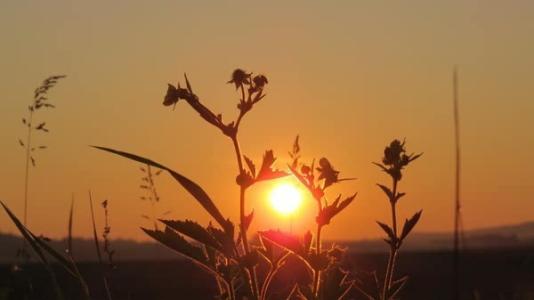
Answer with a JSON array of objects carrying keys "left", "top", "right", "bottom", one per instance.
[
  {"left": 452, "top": 67, "right": 462, "bottom": 300},
  {"left": 88, "top": 191, "right": 113, "bottom": 300},
  {"left": 65, "top": 195, "right": 91, "bottom": 299},
  {"left": 19, "top": 75, "right": 66, "bottom": 228}
]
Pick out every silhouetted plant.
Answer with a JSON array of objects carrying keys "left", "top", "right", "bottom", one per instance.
[
  {"left": 19, "top": 75, "right": 66, "bottom": 229},
  {"left": 9, "top": 75, "right": 66, "bottom": 298},
  {"left": 89, "top": 191, "right": 113, "bottom": 300},
  {"left": 262, "top": 136, "right": 357, "bottom": 299},
  {"left": 93, "top": 69, "right": 360, "bottom": 300},
  {"left": 356, "top": 139, "right": 422, "bottom": 300},
  {"left": 139, "top": 164, "right": 170, "bottom": 230},
  {"left": 101, "top": 200, "right": 115, "bottom": 269},
  {"left": 0, "top": 200, "right": 90, "bottom": 300},
  {"left": 0, "top": 69, "right": 429, "bottom": 299},
  {"left": 94, "top": 69, "right": 288, "bottom": 299}
]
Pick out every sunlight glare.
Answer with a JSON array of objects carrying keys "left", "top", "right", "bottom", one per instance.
[{"left": 269, "top": 183, "right": 302, "bottom": 215}]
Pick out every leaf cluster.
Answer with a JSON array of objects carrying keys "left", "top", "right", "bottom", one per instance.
[
  {"left": 373, "top": 139, "right": 422, "bottom": 181},
  {"left": 288, "top": 137, "right": 356, "bottom": 229},
  {"left": 259, "top": 230, "right": 354, "bottom": 299}
]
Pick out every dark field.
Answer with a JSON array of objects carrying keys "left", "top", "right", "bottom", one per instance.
[{"left": 1, "top": 250, "right": 533, "bottom": 300}]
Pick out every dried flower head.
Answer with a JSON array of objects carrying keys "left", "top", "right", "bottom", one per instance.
[
  {"left": 375, "top": 139, "right": 422, "bottom": 181},
  {"left": 316, "top": 158, "right": 340, "bottom": 189},
  {"left": 163, "top": 83, "right": 190, "bottom": 107},
  {"left": 227, "top": 68, "right": 251, "bottom": 90}
]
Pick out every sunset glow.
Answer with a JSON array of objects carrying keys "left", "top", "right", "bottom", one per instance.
[{"left": 269, "top": 183, "right": 302, "bottom": 216}]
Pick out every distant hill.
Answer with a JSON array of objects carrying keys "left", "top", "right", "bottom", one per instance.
[
  {"left": 2, "top": 221, "right": 534, "bottom": 263},
  {"left": 340, "top": 221, "right": 534, "bottom": 252},
  {"left": 0, "top": 233, "right": 177, "bottom": 263}
]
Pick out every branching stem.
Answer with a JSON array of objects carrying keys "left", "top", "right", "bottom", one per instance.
[
  {"left": 312, "top": 198, "right": 324, "bottom": 299},
  {"left": 231, "top": 134, "right": 259, "bottom": 299},
  {"left": 382, "top": 178, "right": 399, "bottom": 300}
]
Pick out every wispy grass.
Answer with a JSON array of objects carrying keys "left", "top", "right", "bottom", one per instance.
[
  {"left": 139, "top": 164, "right": 169, "bottom": 230},
  {"left": 19, "top": 75, "right": 66, "bottom": 228},
  {"left": 89, "top": 191, "right": 113, "bottom": 300}
]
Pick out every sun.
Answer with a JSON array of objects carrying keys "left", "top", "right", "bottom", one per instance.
[{"left": 269, "top": 183, "right": 302, "bottom": 215}]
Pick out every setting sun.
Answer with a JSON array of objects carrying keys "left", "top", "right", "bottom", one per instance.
[{"left": 269, "top": 183, "right": 302, "bottom": 215}]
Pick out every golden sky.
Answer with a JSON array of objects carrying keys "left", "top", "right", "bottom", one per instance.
[{"left": 0, "top": 1, "right": 533, "bottom": 241}]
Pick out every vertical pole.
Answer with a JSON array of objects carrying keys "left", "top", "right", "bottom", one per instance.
[{"left": 452, "top": 67, "right": 461, "bottom": 300}]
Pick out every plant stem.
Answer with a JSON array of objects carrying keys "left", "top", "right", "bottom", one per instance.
[
  {"left": 23, "top": 110, "right": 34, "bottom": 227},
  {"left": 391, "top": 179, "right": 398, "bottom": 236},
  {"left": 312, "top": 196, "right": 324, "bottom": 299},
  {"left": 228, "top": 278, "right": 236, "bottom": 300},
  {"left": 260, "top": 254, "right": 289, "bottom": 300},
  {"left": 452, "top": 67, "right": 462, "bottom": 300},
  {"left": 231, "top": 135, "right": 259, "bottom": 299},
  {"left": 89, "top": 191, "right": 112, "bottom": 300},
  {"left": 382, "top": 178, "right": 399, "bottom": 300},
  {"left": 260, "top": 266, "right": 275, "bottom": 300},
  {"left": 312, "top": 224, "right": 323, "bottom": 299}
]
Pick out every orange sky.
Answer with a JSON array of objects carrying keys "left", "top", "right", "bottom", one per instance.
[{"left": 0, "top": 1, "right": 533, "bottom": 241}]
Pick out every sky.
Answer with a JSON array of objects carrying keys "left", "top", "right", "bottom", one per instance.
[{"left": 0, "top": 0, "right": 533, "bottom": 242}]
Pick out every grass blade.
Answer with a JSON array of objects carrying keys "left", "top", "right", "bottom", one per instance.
[
  {"left": 92, "top": 146, "right": 230, "bottom": 231},
  {"left": 160, "top": 219, "right": 225, "bottom": 254},
  {"left": 68, "top": 194, "right": 74, "bottom": 255},
  {"left": 0, "top": 201, "right": 64, "bottom": 300},
  {"left": 89, "top": 191, "right": 103, "bottom": 264}
]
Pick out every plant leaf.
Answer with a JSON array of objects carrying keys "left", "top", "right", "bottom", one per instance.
[
  {"left": 238, "top": 249, "right": 260, "bottom": 269},
  {"left": 316, "top": 193, "right": 357, "bottom": 226},
  {"left": 316, "top": 157, "right": 340, "bottom": 189},
  {"left": 243, "top": 155, "right": 256, "bottom": 178},
  {"left": 1, "top": 201, "right": 50, "bottom": 265},
  {"left": 286, "top": 284, "right": 308, "bottom": 300},
  {"left": 320, "top": 266, "right": 354, "bottom": 300},
  {"left": 388, "top": 275, "right": 409, "bottom": 299},
  {"left": 184, "top": 73, "right": 193, "bottom": 94},
  {"left": 243, "top": 210, "right": 254, "bottom": 231},
  {"left": 92, "top": 146, "right": 231, "bottom": 232},
  {"left": 67, "top": 196, "right": 74, "bottom": 255},
  {"left": 303, "top": 231, "right": 313, "bottom": 253},
  {"left": 142, "top": 226, "right": 207, "bottom": 264},
  {"left": 354, "top": 271, "right": 381, "bottom": 300},
  {"left": 259, "top": 230, "right": 306, "bottom": 257},
  {"left": 400, "top": 210, "right": 422, "bottom": 241},
  {"left": 88, "top": 191, "right": 103, "bottom": 264},
  {"left": 207, "top": 224, "right": 235, "bottom": 257},
  {"left": 372, "top": 162, "right": 388, "bottom": 173},
  {"left": 376, "top": 184, "right": 394, "bottom": 201},
  {"left": 29, "top": 232, "right": 77, "bottom": 277},
  {"left": 307, "top": 251, "right": 329, "bottom": 271},
  {"left": 256, "top": 150, "right": 288, "bottom": 182},
  {"left": 1, "top": 201, "right": 66, "bottom": 300},
  {"left": 3, "top": 201, "right": 76, "bottom": 275},
  {"left": 376, "top": 221, "right": 396, "bottom": 245},
  {"left": 395, "top": 192, "right": 406, "bottom": 202},
  {"left": 160, "top": 219, "right": 224, "bottom": 254}
]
